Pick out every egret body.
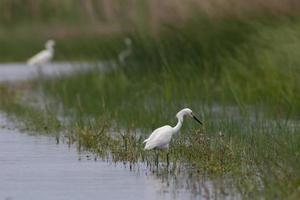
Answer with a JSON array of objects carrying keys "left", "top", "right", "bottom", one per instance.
[
  {"left": 27, "top": 40, "right": 55, "bottom": 66},
  {"left": 118, "top": 38, "right": 132, "bottom": 64},
  {"left": 144, "top": 108, "right": 202, "bottom": 150}
]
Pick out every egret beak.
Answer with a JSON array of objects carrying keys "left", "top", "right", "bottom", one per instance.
[{"left": 192, "top": 115, "right": 202, "bottom": 125}]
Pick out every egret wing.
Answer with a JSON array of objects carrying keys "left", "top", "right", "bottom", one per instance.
[
  {"left": 143, "top": 125, "right": 171, "bottom": 143},
  {"left": 144, "top": 125, "right": 173, "bottom": 150}
]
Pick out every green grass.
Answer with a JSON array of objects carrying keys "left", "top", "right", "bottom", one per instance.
[
  {"left": 0, "top": 15, "right": 300, "bottom": 199},
  {"left": 30, "top": 15, "right": 300, "bottom": 199},
  {"left": 39, "top": 16, "right": 299, "bottom": 121}
]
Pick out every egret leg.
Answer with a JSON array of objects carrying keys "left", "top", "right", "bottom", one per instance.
[
  {"left": 167, "top": 152, "right": 169, "bottom": 168},
  {"left": 155, "top": 149, "right": 159, "bottom": 169}
]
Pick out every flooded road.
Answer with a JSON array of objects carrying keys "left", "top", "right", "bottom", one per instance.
[{"left": 0, "top": 113, "right": 196, "bottom": 200}]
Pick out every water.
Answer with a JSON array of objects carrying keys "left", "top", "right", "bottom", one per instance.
[
  {"left": 0, "top": 62, "right": 102, "bottom": 82},
  {"left": 0, "top": 113, "right": 198, "bottom": 200}
]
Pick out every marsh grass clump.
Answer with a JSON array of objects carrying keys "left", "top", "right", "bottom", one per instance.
[
  {"left": 113, "top": 130, "right": 145, "bottom": 164},
  {"left": 73, "top": 121, "right": 145, "bottom": 165},
  {"left": 172, "top": 129, "right": 236, "bottom": 174},
  {"left": 73, "top": 123, "right": 238, "bottom": 176}
]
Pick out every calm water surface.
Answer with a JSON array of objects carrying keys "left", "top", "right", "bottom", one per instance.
[{"left": 0, "top": 62, "right": 102, "bottom": 82}]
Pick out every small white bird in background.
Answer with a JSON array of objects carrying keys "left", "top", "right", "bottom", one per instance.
[
  {"left": 144, "top": 108, "right": 202, "bottom": 150},
  {"left": 27, "top": 39, "right": 55, "bottom": 67},
  {"left": 118, "top": 37, "right": 132, "bottom": 64}
]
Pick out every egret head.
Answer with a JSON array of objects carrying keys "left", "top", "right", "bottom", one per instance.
[
  {"left": 45, "top": 40, "right": 55, "bottom": 49},
  {"left": 124, "top": 38, "right": 132, "bottom": 46},
  {"left": 176, "top": 108, "right": 202, "bottom": 124}
]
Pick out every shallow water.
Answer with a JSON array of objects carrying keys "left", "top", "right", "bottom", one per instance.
[
  {"left": 0, "top": 62, "right": 102, "bottom": 82},
  {"left": 0, "top": 113, "right": 198, "bottom": 200}
]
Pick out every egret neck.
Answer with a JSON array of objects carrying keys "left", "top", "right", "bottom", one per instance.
[
  {"left": 173, "top": 114, "right": 184, "bottom": 134},
  {"left": 46, "top": 45, "right": 54, "bottom": 53}
]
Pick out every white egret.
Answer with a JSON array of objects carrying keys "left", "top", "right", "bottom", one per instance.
[
  {"left": 144, "top": 108, "right": 202, "bottom": 150},
  {"left": 118, "top": 37, "right": 132, "bottom": 64},
  {"left": 27, "top": 40, "right": 55, "bottom": 67}
]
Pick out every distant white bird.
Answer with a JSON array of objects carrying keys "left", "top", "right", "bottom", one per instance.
[
  {"left": 118, "top": 37, "right": 132, "bottom": 64},
  {"left": 144, "top": 108, "right": 202, "bottom": 150},
  {"left": 27, "top": 40, "right": 55, "bottom": 66}
]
